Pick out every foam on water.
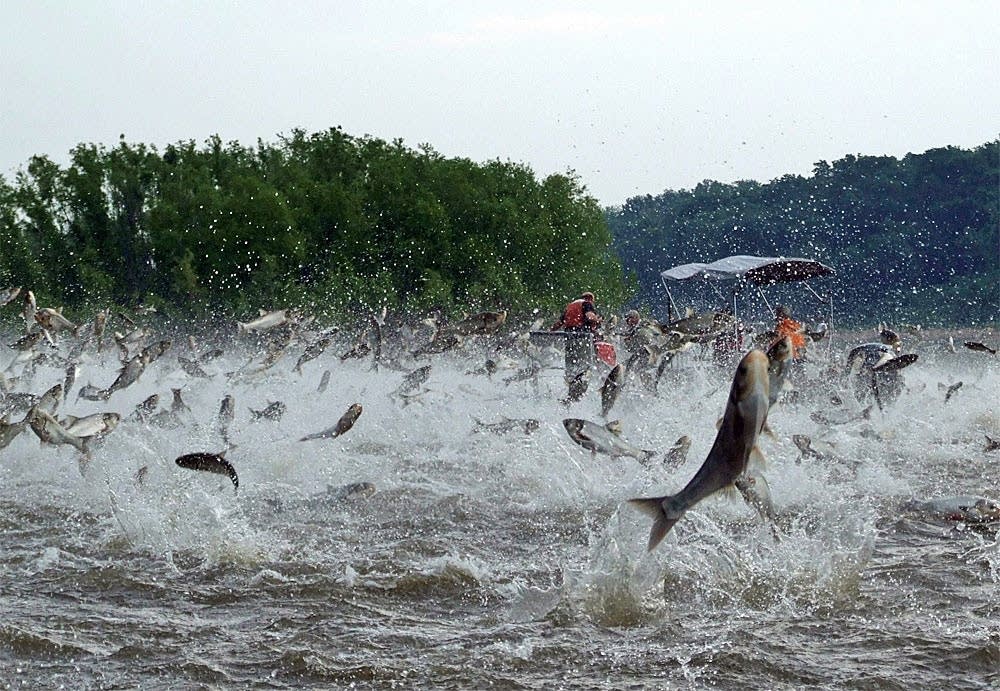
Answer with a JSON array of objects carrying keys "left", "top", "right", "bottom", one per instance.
[{"left": 1, "top": 327, "right": 998, "bottom": 686}]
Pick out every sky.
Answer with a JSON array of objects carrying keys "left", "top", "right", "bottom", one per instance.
[{"left": 2, "top": 1, "right": 998, "bottom": 206}]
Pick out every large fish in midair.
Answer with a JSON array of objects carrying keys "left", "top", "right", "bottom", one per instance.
[
  {"left": 175, "top": 449, "right": 239, "bottom": 491},
  {"left": 629, "top": 349, "right": 771, "bottom": 550},
  {"left": 28, "top": 408, "right": 90, "bottom": 455}
]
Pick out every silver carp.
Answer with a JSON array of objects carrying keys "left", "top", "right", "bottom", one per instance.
[
  {"left": 237, "top": 309, "right": 289, "bottom": 334},
  {"left": 630, "top": 349, "right": 771, "bottom": 550},
  {"left": 175, "top": 450, "right": 239, "bottom": 491},
  {"left": 300, "top": 403, "right": 363, "bottom": 442},
  {"left": 562, "top": 418, "right": 655, "bottom": 464}
]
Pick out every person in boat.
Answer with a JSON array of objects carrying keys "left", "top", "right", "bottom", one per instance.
[
  {"left": 773, "top": 305, "right": 808, "bottom": 359},
  {"left": 551, "top": 291, "right": 602, "bottom": 336}
]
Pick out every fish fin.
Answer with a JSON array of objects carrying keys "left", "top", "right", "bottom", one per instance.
[
  {"left": 715, "top": 416, "right": 723, "bottom": 430},
  {"left": 628, "top": 497, "right": 680, "bottom": 551},
  {"left": 640, "top": 449, "right": 656, "bottom": 466},
  {"left": 761, "top": 421, "right": 777, "bottom": 439},
  {"left": 749, "top": 445, "right": 767, "bottom": 470}
]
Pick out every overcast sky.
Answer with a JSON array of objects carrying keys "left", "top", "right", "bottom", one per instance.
[{"left": 2, "top": 1, "right": 997, "bottom": 205}]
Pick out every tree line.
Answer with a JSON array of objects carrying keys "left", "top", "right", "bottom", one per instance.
[
  {"left": 607, "top": 141, "right": 998, "bottom": 326},
  {"left": 1, "top": 130, "right": 995, "bottom": 328},
  {"left": 0, "top": 129, "right": 629, "bottom": 324}
]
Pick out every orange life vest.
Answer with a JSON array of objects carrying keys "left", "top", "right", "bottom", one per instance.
[
  {"left": 561, "top": 300, "right": 587, "bottom": 329},
  {"left": 775, "top": 317, "right": 807, "bottom": 357}
]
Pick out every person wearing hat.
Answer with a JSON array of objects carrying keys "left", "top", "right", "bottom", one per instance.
[
  {"left": 551, "top": 291, "right": 602, "bottom": 335},
  {"left": 773, "top": 305, "right": 807, "bottom": 359}
]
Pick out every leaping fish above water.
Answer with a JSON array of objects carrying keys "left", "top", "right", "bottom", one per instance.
[
  {"left": 629, "top": 349, "right": 771, "bottom": 550},
  {"left": 964, "top": 341, "right": 997, "bottom": 355},
  {"left": 175, "top": 449, "right": 239, "bottom": 491},
  {"left": 0, "top": 412, "right": 30, "bottom": 450},
  {"left": 300, "top": 403, "right": 363, "bottom": 442},
  {"left": 217, "top": 395, "right": 236, "bottom": 444},
  {"left": 28, "top": 408, "right": 90, "bottom": 455},
  {"left": 0, "top": 286, "right": 20, "bottom": 306},
  {"left": 237, "top": 309, "right": 289, "bottom": 334},
  {"left": 600, "top": 363, "right": 625, "bottom": 418},
  {"left": 563, "top": 418, "right": 655, "bottom": 464},
  {"left": 294, "top": 336, "right": 331, "bottom": 374},
  {"left": 249, "top": 401, "right": 286, "bottom": 422},
  {"left": 472, "top": 416, "right": 540, "bottom": 435}
]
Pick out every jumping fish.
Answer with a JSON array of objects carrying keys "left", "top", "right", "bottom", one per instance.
[
  {"left": 663, "top": 435, "right": 692, "bottom": 469},
  {"left": 565, "top": 370, "right": 589, "bottom": 403},
  {"left": 34, "top": 307, "right": 77, "bottom": 335},
  {"left": 294, "top": 336, "right": 331, "bottom": 374},
  {"left": 171, "top": 388, "right": 191, "bottom": 414},
  {"left": 62, "top": 412, "right": 121, "bottom": 438},
  {"left": 177, "top": 356, "right": 211, "bottom": 379},
  {"left": 630, "top": 349, "right": 771, "bottom": 550},
  {"left": 93, "top": 310, "right": 108, "bottom": 351},
  {"left": 105, "top": 354, "right": 148, "bottom": 397},
  {"left": 237, "top": 309, "right": 289, "bottom": 334},
  {"left": 0, "top": 413, "right": 29, "bottom": 450},
  {"left": 0, "top": 286, "right": 20, "bottom": 306},
  {"left": 394, "top": 365, "right": 431, "bottom": 397},
  {"left": 300, "top": 403, "right": 363, "bottom": 442},
  {"left": 562, "top": 418, "right": 655, "bottom": 464},
  {"left": 129, "top": 394, "right": 159, "bottom": 422},
  {"left": 35, "top": 384, "right": 63, "bottom": 416},
  {"left": 22, "top": 291, "right": 36, "bottom": 333},
  {"left": 217, "top": 394, "right": 236, "bottom": 443},
  {"left": 472, "top": 416, "right": 541, "bottom": 435},
  {"left": 175, "top": 450, "right": 239, "bottom": 491},
  {"left": 964, "top": 341, "right": 997, "bottom": 355},
  {"left": 249, "top": 401, "right": 286, "bottom": 422},
  {"left": 317, "top": 370, "right": 331, "bottom": 393},
  {"left": 600, "top": 363, "right": 625, "bottom": 418},
  {"left": 28, "top": 408, "right": 90, "bottom": 454},
  {"left": 939, "top": 381, "right": 963, "bottom": 403}
]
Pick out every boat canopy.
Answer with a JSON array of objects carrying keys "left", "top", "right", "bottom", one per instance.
[{"left": 661, "top": 255, "right": 834, "bottom": 286}]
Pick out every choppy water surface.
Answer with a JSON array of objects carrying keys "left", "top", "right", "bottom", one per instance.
[{"left": 1, "top": 325, "right": 998, "bottom": 689}]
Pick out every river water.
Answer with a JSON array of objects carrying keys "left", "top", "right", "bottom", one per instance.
[{"left": 1, "top": 324, "right": 997, "bottom": 689}]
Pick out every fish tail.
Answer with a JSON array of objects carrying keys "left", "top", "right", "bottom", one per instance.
[{"left": 628, "top": 496, "right": 682, "bottom": 551}]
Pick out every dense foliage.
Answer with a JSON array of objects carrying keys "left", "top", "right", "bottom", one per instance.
[
  {"left": 608, "top": 142, "right": 998, "bottom": 326},
  {"left": 2, "top": 131, "right": 995, "bottom": 328},
  {"left": 0, "top": 129, "right": 628, "bottom": 322}
]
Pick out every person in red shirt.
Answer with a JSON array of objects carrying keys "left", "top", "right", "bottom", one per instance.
[{"left": 552, "top": 291, "right": 602, "bottom": 335}]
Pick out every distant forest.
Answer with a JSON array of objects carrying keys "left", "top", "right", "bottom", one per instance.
[
  {"left": 0, "top": 129, "right": 628, "bottom": 322},
  {"left": 607, "top": 141, "right": 998, "bottom": 326},
  {"left": 0, "top": 130, "right": 996, "bottom": 327}
]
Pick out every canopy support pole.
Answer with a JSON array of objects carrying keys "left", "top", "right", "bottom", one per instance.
[
  {"left": 661, "top": 276, "right": 680, "bottom": 323},
  {"left": 756, "top": 285, "right": 774, "bottom": 317}
]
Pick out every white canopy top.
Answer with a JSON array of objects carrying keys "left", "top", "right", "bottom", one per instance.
[{"left": 661, "top": 255, "right": 834, "bottom": 285}]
